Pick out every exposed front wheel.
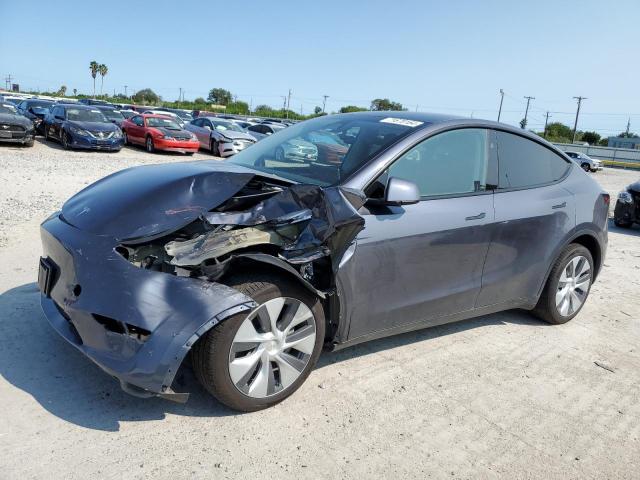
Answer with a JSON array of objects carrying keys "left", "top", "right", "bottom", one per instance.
[
  {"left": 210, "top": 139, "right": 220, "bottom": 156},
  {"left": 581, "top": 163, "right": 590, "bottom": 172},
  {"left": 146, "top": 136, "right": 155, "bottom": 153},
  {"left": 192, "top": 274, "right": 324, "bottom": 411},
  {"left": 123, "top": 131, "right": 129, "bottom": 145},
  {"left": 532, "top": 244, "right": 593, "bottom": 324}
]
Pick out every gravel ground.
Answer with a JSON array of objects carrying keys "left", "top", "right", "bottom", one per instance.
[{"left": 0, "top": 140, "right": 639, "bottom": 479}]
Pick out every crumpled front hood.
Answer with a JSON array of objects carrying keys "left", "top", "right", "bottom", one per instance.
[
  {"left": 61, "top": 161, "right": 255, "bottom": 240},
  {"left": 219, "top": 129, "right": 255, "bottom": 141},
  {"left": 0, "top": 113, "right": 33, "bottom": 128}
]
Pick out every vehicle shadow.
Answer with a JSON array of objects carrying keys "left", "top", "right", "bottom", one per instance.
[
  {"left": 0, "top": 282, "right": 544, "bottom": 431},
  {"left": 608, "top": 219, "right": 640, "bottom": 236}
]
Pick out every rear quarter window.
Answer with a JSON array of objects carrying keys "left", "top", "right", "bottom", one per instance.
[{"left": 496, "top": 131, "right": 570, "bottom": 189}]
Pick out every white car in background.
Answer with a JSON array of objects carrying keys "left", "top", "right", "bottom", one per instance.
[{"left": 564, "top": 151, "right": 603, "bottom": 172}]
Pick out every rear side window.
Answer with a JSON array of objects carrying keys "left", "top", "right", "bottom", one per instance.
[{"left": 496, "top": 131, "right": 570, "bottom": 189}]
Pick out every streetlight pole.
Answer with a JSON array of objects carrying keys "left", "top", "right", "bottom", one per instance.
[{"left": 543, "top": 111, "right": 551, "bottom": 139}]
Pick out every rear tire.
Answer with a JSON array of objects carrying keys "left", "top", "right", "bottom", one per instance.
[
  {"left": 532, "top": 244, "right": 593, "bottom": 325},
  {"left": 192, "top": 274, "right": 325, "bottom": 412}
]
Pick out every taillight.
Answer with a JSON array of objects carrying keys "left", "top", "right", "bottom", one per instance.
[{"left": 602, "top": 193, "right": 610, "bottom": 205}]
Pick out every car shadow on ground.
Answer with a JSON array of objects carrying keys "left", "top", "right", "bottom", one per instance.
[
  {"left": 608, "top": 219, "right": 640, "bottom": 236},
  {"left": 0, "top": 282, "right": 543, "bottom": 431}
]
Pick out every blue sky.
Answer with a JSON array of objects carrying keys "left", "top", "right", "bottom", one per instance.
[{"left": 1, "top": 0, "right": 639, "bottom": 136}]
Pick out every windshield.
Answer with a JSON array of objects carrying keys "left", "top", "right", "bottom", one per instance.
[
  {"left": 229, "top": 115, "right": 425, "bottom": 186},
  {"left": 26, "top": 101, "right": 53, "bottom": 109},
  {"left": 176, "top": 111, "right": 193, "bottom": 121},
  {"left": 0, "top": 104, "right": 17, "bottom": 114},
  {"left": 211, "top": 121, "right": 243, "bottom": 133},
  {"left": 147, "top": 117, "right": 181, "bottom": 129},
  {"left": 120, "top": 110, "right": 137, "bottom": 119},
  {"left": 101, "top": 109, "right": 124, "bottom": 121},
  {"left": 66, "top": 108, "right": 108, "bottom": 122}
]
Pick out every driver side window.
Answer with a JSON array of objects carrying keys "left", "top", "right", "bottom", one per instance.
[{"left": 386, "top": 128, "right": 491, "bottom": 198}]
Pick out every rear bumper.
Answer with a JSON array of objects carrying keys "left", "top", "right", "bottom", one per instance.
[{"left": 39, "top": 214, "right": 255, "bottom": 399}]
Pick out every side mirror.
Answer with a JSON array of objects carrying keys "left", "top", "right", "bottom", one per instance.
[{"left": 385, "top": 177, "right": 420, "bottom": 205}]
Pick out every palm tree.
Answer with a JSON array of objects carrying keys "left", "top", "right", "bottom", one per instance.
[
  {"left": 73, "top": 88, "right": 77, "bottom": 96},
  {"left": 89, "top": 61, "right": 99, "bottom": 98},
  {"left": 98, "top": 64, "right": 108, "bottom": 96}
]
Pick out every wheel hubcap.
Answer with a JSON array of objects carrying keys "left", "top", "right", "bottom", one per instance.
[
  {"left": 555, "top": 255, "right": 591, "bottom": 316},
  {"left": 228, "top": 297, "right": 316, "bottom": 398}
]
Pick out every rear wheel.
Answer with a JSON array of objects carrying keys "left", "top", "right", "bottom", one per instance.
[
  {"left": 192, "top": 274, "right": 324, "bottom": 411},
  {"left": 532, "top": 244, "right": 593, "bottom": 324},
  {"left": 146, "top": 136, "right": 155, "bottom": 153},
  {"left": 43, "top": 126, "right": 49, "bottom": 141}
]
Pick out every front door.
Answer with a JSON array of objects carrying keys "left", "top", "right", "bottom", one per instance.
[{"left": 345, "top": 128, "right": 497, "bottom": 341}]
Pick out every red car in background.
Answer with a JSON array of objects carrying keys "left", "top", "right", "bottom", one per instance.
[{"left": 121, "top": 114, "right": 199, "bottom": 154}]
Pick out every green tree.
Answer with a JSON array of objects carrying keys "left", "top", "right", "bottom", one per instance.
[
  {"left": 98, "top": 64, "right": 108, "bottom": 95},
  {"left": 370, "top": 98, "right": 405, "bottom": 111},
  {"left": 314, "top": 106, "right": 322, "bottom": 115},
  {"left": 617, "top": 131, "right": 639, "bottom": 138},
  {"left": 340, "top": 105, "right": 368, "bottom": 113},
  {"left": 73, "top": 88, "right": 77, "bottom": 96},
  {"left": 57, "top": 85, "right": 67, "bottom": 96},
  {"left": 207, "top": 88, "right": 233, "bottom": 105},
  {"left": 227, "top": 100, "right": 250, "bottom": 114},
  {"left": 580, "top": 131, "right": 600, "bottom": 145},
  {"left": 89, "top": 61, "right": 99, "bottom": 97},
  {"left": 543, "top": 122, "right": 573, "bottom": 143},
  {"left": 598, "top": 138, "right": 609, "bottom": 146},
  {"left": 132, "top": 88, "right": 160, "bottom": 104},
  {"left": 194, "top": 97, "right": 206, "bottom": 104}
]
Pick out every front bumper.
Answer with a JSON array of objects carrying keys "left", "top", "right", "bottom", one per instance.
[
  {"left": 0, "top": 132, "right": 34, "bottom": 144},
  {"left": 39, "top": 214, "right": 255, "bottom": 400},
  {"left": 155, "top": 138, "right": 199, "bottom": 153},
  {"left": 591, "top": 163, "right": 604, "bottom": 171},
  {"left": 614, "top": 198, "right": 637, "bottom": 224},
  {"left": 218, "top": 139, "right": 254, "bottom": 157},
  {"left": 67, "top": 131, "right": 124, "bottom": 151}
]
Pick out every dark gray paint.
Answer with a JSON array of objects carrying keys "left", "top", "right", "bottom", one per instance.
[{"left": 39, "top": 112, "right": 608, "bottom": 401}]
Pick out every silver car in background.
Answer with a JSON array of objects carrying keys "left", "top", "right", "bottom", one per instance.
[
  {"left": 185, "top": 117, "right": 256, "bottom": 157},
  {"left": 564, "top": 151, "right": 603, "bottom": 172}
]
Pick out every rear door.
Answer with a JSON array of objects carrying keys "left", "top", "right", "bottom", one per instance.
[
  {"left": 345, "top": 128, "right": 497, "bottom": 340},
  {"left": 476, "top": 130, "right": 575, "bottom": 308}
]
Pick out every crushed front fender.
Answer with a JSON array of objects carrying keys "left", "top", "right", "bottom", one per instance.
[{"left": 39, "top": 214, "right": 256, "bottom": 399}]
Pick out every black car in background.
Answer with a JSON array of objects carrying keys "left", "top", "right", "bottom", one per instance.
[
  {"left": 16, "top": 99, "right": 54, "bottom": 134},
  {"left": 95, "top": 105, "right": 126, "bottom": 127},
  {"left": 43, "top": 104, "right": 124, "bottom": 151},
  {"left": 0, "top": 102, "right": 35, "bottom": 147},
  {"left": 614, "top": 180, "right": 640, "bottom": 228},
  {"left": 78, "top": 98, "right": 114, "bottom": 107}
]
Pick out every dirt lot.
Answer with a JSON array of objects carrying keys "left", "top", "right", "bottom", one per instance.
[{"left": 1, "top": 140, "right": 639, "bottom": 479}]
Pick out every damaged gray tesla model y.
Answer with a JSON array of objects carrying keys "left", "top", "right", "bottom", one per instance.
[{"left": 39, "top": 112, "right": 609, "bottom": 411}]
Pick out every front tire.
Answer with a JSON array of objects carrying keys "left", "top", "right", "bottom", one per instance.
[
  {"left": 210, "top": 139, "right": 220, "bottom": 156},
  {"left": 146, "top": 136, "right": 155, "bottom": 153},
  {"left": 581, "top": 163, "right": 590, "bottom": 172},
  {"left": 532, "top": 244, "right": 593, "bottom": 324},
  {"left": 192, "top": 274, "right": 325, "bottom": 412},
  {"left": 614, "top": 218, "right": 633, "bottom": 228},
  {"left": 61, "top": 131, "right": 71, "bottom": 150},
  {"left": 123, "top": 130, "right": 129, "bottom": 145}
]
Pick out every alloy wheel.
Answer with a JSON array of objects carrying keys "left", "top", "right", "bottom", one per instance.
[
  {"left": 146, "top": 137, "right": 154, "bottom": 152},
  {"left": 555, "top": 255, "right": 591, "bottom": 316},
  {"left": 228, "top": 297, "right": 317, "bottom": 398}
]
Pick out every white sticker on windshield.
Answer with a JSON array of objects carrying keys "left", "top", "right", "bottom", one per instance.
[{"left": 380, "top": 117, "right": 424, "bottom": 127}]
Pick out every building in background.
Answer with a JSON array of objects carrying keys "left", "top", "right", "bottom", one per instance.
[{"left": 608, "top": 136, "right": 640, "bottom": 149}]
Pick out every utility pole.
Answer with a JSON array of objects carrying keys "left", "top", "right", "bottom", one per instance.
[
  {"left": 249, "top": 97, "right": 253, "bottom": 114},
  {"left": 415, "top": 104, "right": 419, "bottom": 112},
  {"left": 522, "top": 96, "right": 535, "bottom": 129},
  {"left": 497, "top": 89, "right": 504, "bottom": 121},
  {"left": 626, "top": 117, "right": 631, "bottom": 136},
  {"left": 179, "top": 87, "right": 183, "bottom": 105},
  {"left": 286, "top": 89, "right": 292, "bottom": 119},
  {"left": 572, "top": 96, "right": 587, "bottom": 143},
  {"left": 543, "top": 111, "right": 551, "bottom": 139},
  {"left": 300, "top": 104, "right": 303, "bottom": 115},
  {"left": 4, "top": 74, "right": 13, "bottom": 91},
  {"left": 282, "top": 96, "right": 287, "bottom": 115},
  {"left": 124, "top": 85, "right": 128, "bottom": 98},
  {"left": 322, "top": 95, "right": 329, "bottom": 113}
]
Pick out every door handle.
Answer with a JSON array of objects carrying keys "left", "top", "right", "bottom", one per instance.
[
  {"left": 465, "top": 212, "right": 486, "bottom": 221},
  {"left": 552, "top": 201, "right": 567, "bottom": 209}
]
